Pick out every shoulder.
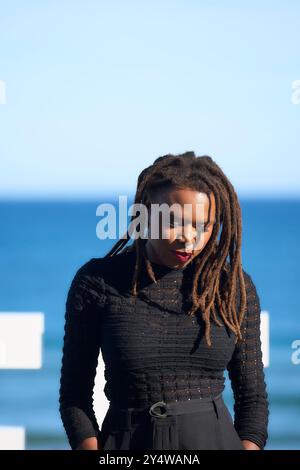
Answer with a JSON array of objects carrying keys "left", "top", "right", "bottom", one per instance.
[
  {"left": 70, "top": 257, "right": 105, "bottom": 285},
  {"left": 71, "top": 250, "right": 130, "bottom": 279},
  {"left": 83, "top": 250, "right": 136, "bottom": 279},
  {"left": 240, "top": 268, "right": 260, "bottom": 300},
  {"left": 221, "top": 262, "right": 260, "bottom": 308},
  {"left": 236, "top": 269, "right": 262, "bottom": 328},
  {"left": 66, "top": 257, "right": 107, "bottom": 309},
  {"left": 68, "top": 250, "right": 136, "bottom": 297},
  {"left": 222, "top": 261, "right": 258, "bottom": 289}
]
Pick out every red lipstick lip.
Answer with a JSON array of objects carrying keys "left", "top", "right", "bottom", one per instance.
[{"left": 172, "top": 250, "right": 193, "bottom": 260}]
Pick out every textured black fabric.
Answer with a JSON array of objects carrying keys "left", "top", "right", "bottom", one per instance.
[
  {"left": 59, "top": 250, "right": 269, "bottom": 450},
  {"left": 99, "top": 393, "right": 245, "bottom": 450}
]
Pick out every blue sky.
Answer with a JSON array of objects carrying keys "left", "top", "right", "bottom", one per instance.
[{"left": 0, "top": 0, "right": 300, "bottom": 199}]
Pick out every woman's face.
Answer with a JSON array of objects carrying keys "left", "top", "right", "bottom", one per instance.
[{"left": 145, "top": 188, "right": 216, "bottom": 269}]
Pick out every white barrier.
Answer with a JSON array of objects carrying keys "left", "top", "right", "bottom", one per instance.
[
  {"left": 93, "top": 356, "right": 110, "bottom": 428},
  {"left": 0, "top": 426, "right": 25, "bottom": 450},
  {"left": 261, "top": 311, "right": 270, "bottom": 368},
  {"left": 0, "top": 312, "right": 45, "bottom": 449},
  {"left": 0, "top": 313, "right": 44, "bottom": 369}
]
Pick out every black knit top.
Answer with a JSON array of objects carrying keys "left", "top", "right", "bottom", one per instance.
[{"left": 59, "top": 249, "right": 269, "bottom": 450}]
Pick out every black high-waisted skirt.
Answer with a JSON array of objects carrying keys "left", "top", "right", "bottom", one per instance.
[{"left": 99, "top": 393, "right": 244, "bottom": 450}]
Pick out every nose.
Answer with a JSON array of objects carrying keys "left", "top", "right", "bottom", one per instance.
[{"left": 177, "top": 224, "right": 196, "bottom": 245}]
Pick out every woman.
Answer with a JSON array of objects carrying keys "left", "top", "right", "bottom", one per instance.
[{"left": 59, "top": 151, "right": 269, "bottom": 450}]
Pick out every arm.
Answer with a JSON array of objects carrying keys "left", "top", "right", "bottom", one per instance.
[
  {"left": 227, "top": 270, "right": 269, "bottom": 450},
  {"left": 241, "top": 439, "right": 261, "bottom": 450},
  {"left": 59, "top": 262, "right": 106, "bottom": 450},
  {"left": 76, "top": 437, "right": 100, "bottom": 450}
]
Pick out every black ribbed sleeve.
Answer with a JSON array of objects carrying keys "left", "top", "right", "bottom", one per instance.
[
  {"left": 59, "top": 261, "right": 106, "bottom": 450},
  {"left": 226, "top": 271, "right": 269, "bottom": 449}
]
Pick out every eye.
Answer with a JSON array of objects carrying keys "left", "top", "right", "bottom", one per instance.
[
  {"left": 168, "top": 222, "right": 211, "bottom": 232},
  {"left": 168, "top": 216, "right": 182, "bottom": 228},
  {"left": 169, "top": 221, "right": 181, "bottom": 228}
]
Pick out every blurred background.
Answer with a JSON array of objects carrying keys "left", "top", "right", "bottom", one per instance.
[{"left": 0, "top": 0, "right": 299, "bottom": 450}]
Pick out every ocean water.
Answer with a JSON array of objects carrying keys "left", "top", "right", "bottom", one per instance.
[{"left": 0, "top": 198, "right": 299, "bottom": 450}]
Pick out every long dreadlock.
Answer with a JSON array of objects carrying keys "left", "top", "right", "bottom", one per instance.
[{"left": 104, "top": 151, "right": 247, "bottom": 347}]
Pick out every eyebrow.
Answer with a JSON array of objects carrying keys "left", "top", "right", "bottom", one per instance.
[
  {"left": 171, "top": 215, "right": 216, "bottom": 225},
  {"left": 204, "top": 218, "right": 216, "bottom": 225}
]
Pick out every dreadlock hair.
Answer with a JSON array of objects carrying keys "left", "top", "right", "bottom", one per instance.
[{"left": 104, "top": 151, "right": 247, "bottom": 347}]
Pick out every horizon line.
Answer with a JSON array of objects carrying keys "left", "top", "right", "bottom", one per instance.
[{"left": 0, "top": 192, "right": 300, "bottom": 202}]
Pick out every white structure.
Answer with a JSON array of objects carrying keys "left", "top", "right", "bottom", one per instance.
[
  {"left": 93, "top": 355, "right": 110, "bottom": 428},
  {"left": 0, "top": 427, "right": 25, "bottom": 450},
  {"left": 0, "top": 312, "right": 45, "bottom": 449},
  {"left": 261, "top": 311, "right": 270, "bottom": 368},
  {"left": 0, "top": 313, "right": 44, "bottom": 369}
]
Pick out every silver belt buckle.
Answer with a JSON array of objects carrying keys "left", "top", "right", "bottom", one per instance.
[{"left": 149, "top": 400, "right": 168, "bottom": 418}]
